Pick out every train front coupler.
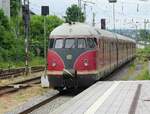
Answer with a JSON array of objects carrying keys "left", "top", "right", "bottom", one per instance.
[{"left": 63, "top": 69, "right": 78, "bottom": 89}]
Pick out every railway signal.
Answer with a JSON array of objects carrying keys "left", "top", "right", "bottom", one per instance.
[
  {"left": 41, "top": 6, "right": 49, "bottom": 68},
  {"left": 41, "top": 6, "right": 50, "bottom": 87},
  {"left": 101, "top": 19, "right": 106, "bottom": 30},
  {"left": 109, "top": 0, "right": 117, "bottom": 3}
]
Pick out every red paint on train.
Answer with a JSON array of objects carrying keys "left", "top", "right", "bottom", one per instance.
[
  {"left": 47, "top": 50, "right": 65, "bottom": 71},
  {"left": 74, "top": 50, "right": 97, "bottom": 71}
]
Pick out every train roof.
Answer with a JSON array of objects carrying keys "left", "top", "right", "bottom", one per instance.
[
  {"left": 95, "top": 28, "right": 136, "bottom": 43},
  {"left": 50, "top": 22, "right": 136, "bottom": 43},
  {"left": 50, "top": 22, "right": 99, "bottom": 38},
  {"left": 116, "top": 34, "right": 136, "bottom": 43}
]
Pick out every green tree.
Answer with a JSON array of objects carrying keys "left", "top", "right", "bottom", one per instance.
[
  {"left": 0, "top": 10, "right": 9, "bottom": 29},
  {"left": 139, "top": 29, "right": 150, "bottom": 42},
  {"left": 30, "top": 15, "right": 64, "bottom": 56},
  {"left": 0, "top": 9, "right": 64, "bottom": 68},
  {"left": 0, "top": 9, "right": 24, "bottom": 62},
  {"left": 10, "top": 0, "right": 21, "bottom": 17},
  {"left": 64, "top": 4, "right": 85, "bottom": 23}
]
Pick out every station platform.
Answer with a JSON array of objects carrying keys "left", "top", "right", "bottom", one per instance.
[{"left": 51, "top": 81, "right": 150, "bottom": 114}]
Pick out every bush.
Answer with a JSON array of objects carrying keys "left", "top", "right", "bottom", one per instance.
[{"left": 0, "top": 9, "right": 64, "bottom": 68}]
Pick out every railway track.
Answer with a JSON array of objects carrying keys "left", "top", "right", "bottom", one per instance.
[
  {"left": 0, "top": 76, "right": 41, "bottom": 96},
  {"left": 19, "top": 93, "right": 60, "bottom": 114},
  {"left": 5, "top": 89, "right": 82, "bottom": 114},
  {"left": 0, "top": 66, "right": 45, "bottom": 79},
  {"left": 20, "top": 89, "right": 82, "bottom": 114}
]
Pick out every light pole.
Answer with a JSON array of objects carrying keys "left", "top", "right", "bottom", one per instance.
[
  {"left": 113, "top": 3, "right": 115, "bottom": 31},
  {"left": 144, "top": 19, "right": 149, "bottom": 45},
  {"left": 109, "top": 0, "right": 117, "bottom": 32},
  {"left": 78, "top": 0, "right": 81, "bottom": 8},
  {"left": 132, "top": 22, "right": 139, "bottom": 43},
  {"left": 126, "top": 21, "right": 139, "bottom": 42}
]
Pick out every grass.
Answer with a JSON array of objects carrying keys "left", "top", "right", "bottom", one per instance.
[
  {"left": 135, "top": 63, "right": 150, "bottom": 80},
  {"left": 135, "top": 47, "right": 150, "bottom": 80},
  {"left": 0, "top": 86, "right": 49, "bottom": 114},
  {"left": 0, "top": 57, "right": 44, "bottom": 69},
  {"left": 122, "top": 62, "right": 137, "bottom": 80}
]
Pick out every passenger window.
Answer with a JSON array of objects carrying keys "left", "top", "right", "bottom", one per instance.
[
  {"left": 54, "top": 39, "right": 64, "bottom": 48},
  {"left": 78, "top": 39, "right": 86, "bottom": 48},
  {"left": 87, "top": 38, "right": 96, "bottom": 48},
  {"left": 65, "top": 39, "right": 75, "bottom": 48},
  {"left": 49, "top": 39, "right": 54, "bottom": 48}
]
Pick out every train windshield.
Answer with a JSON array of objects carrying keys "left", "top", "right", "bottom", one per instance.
[
  {"left": 65, "top": 39, "right": 75, "bottom": 48},
  {"left": 78, "top": 39, "right": 86, "bottom": 48},
  {"left": 87, "top": 38, "right": 97, "bottom": 48},
  {"left": 49, "top": 39, "right": 54, "bottom": 48},
  {"left": 50, "top": 38, "right": 97, "bottom": 49},
  {"left": 54, "top": 39, "right": 64, "bottom": 48}
]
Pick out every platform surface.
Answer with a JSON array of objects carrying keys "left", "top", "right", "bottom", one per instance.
[{"left": 51, "top": 81, "right": 150, "bottom": 114}]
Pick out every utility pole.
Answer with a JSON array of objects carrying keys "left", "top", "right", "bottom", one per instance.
[
  {"left": 82, "top": 0, "right": 95, "bottom": 20},
  {"left": 83, "top": 2, "right": 87, "bottom": 18},
  {"left": 23, "top": 0, "right": 30, "bottom": 76},
  {"left": 92, "top": 12, "right": 95, "bottom": 26},
  {"left": 78, "top": 0, "right": 81, "bottom": 8},
  {"left": 144, "top": 19, "right": 149, "bottom": 46},
  {"left": 113, "top": 3, "right": 115, "bottom": 32},
  {"left": 16, "top": 0, "right": 22, "bottom": 39}
]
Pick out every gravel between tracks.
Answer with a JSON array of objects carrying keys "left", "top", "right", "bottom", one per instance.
[
  {"left": 104, "top": 61, "right": 142, "bottom": 81},
  {"left": 5, "top": 89, "right": 59, "bottom": 114},
  {"left": 29, "top": 96, "right": 72, "bottom": 114},
  {"left": 28, "top": 89, "right": 83, "bottom": 114}
]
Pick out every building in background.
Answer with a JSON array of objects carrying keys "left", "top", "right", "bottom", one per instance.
[{"left": 0, "top": 0, "right": 10, "bottom": 17}]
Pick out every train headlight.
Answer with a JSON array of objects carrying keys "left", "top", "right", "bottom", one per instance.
[
  {"left": 52, "top": 61, "right": 57, "bottom": 67},
  {"left": 83, "top": 59, "right": 88, "bottom": 66}
]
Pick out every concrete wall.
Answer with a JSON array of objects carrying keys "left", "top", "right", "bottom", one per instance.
[{"left": 0, "top": 0, "right": 10, "bottom": 17}]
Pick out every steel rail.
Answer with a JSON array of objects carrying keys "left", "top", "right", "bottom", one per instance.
[
  {"left": 19, "top": 94, "right": 60, "bottom": 114},
  {"left": 0, "top": 76, "right": 41, "bottom": 96},
  {"left": 0, "top": 66, "right": 44, "bottom": 79}
]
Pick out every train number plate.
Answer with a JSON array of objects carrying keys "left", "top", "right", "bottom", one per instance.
[{"left": 66, "top": 54, "right": 72, "bottom": 60}]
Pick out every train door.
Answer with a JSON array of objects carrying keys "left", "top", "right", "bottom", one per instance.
[
  {"left": 103, "top": 40, "right": 107, "bottom": 73},
  {"left": 111, "top": 41, "right": 116, "bottom": 71},
  {"left": 109, "top": 41, "right": 111, "bottom": 72},
  {"left": 108, "top": 40, "right": 111, "bottom": 73},
  {"left": 97, "top": 38, "right": 104, "bottom": 78}
]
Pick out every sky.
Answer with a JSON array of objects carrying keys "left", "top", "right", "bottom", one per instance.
[{"left": 29, "top": 0, "right": 150, "bottom": 29}]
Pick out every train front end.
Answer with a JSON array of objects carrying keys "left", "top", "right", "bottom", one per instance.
[{"left": 47, "top": 23, "right": 99, "bottom": 91}]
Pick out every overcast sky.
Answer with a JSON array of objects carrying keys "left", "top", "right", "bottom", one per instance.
[{"left": 29, "top": 0, "right": 150, "bottom": 29}]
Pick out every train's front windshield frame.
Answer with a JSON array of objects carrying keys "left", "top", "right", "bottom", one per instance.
[
  {"left": 54, "top": 39, "right": 64, "bottom": 48},
  {"left": 65, "top": 39, "right": 76, "bottom": 48},
  {"left": 49, "top": 38, "right": 97, "bottom": 49}
]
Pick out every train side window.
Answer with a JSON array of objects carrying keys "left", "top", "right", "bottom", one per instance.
[
  {"left": 87, "top": 38, "right": 96, "bottom": 48},
  {"left": 65, "top": 39, "right": 75, "bottom": 48},
  {"left": 49, "top": 39, "right": 54, "bottom": 48},
  {"left": 54, "top": 39, "right": 64, "bottom": 48},
  {"left": 78, "top": 39, "right": 86, "bottom": 48}
]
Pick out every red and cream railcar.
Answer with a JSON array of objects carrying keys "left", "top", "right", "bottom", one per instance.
[{"left": 47, "top": 23, "right": 136, "bottom": 91}]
